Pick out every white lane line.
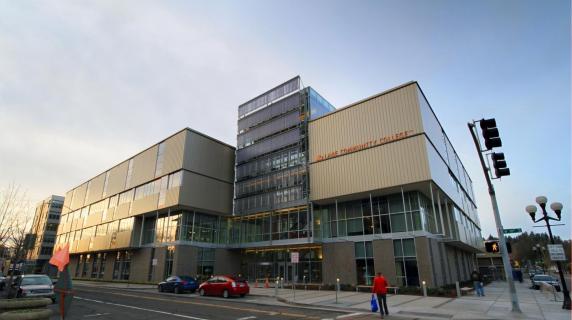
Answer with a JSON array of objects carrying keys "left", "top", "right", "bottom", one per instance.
[
  {"left": 84, "top": 313, "right": 110, "bottom": 317},
  {"left": 75, "top": 296, "right": 209, "bottom": 320},
  {"left": 237, "top": 316, "right": 257, "bottom": 320},
  {"left": 336, "top": 313, "right": 363, "bottom": 319}
]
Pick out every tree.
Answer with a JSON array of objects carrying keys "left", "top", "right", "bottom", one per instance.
[{"left": 0, "top": 183, "right": 33, "bottom": 298}]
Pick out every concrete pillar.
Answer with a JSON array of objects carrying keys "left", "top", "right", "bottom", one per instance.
[
  {"left": 214, "top": 248, "right": 241, "bottom": 275},
  {"left": 415, "top": 237, "right": 434, "bottom": 287},
  {"left": 129, "top": 248, "right": 153, "bottom": 283},
  {"left": 322, "top": 241, "right": 356, "bottom": 286},
  {"left": 153, "top": 247, "right": 166, "bottom": 281},
  {"left": 103, "top": 252, "right": 115, "bottom": 281},
  {"left": 372, "top": 239, "right": 396, "bottom": 285},
  {"left": 173, "top": 245, "right": 198, "bottom": 276}
]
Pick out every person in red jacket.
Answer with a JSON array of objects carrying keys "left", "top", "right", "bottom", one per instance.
[{"left": 372, "top": 272, "right": 389, "bottom": 318}]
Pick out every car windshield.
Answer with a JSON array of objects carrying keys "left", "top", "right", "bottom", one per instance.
[
  {"left": 21, "top": 276, "right": 52, "bottom": 286},
  {"left": 534, "top": 276, "right": 553, "bottom": 281},
  {"left": 179, "top": 276, "right": 196, "bottom": 281}
]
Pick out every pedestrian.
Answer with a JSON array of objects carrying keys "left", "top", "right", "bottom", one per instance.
[
  {"left": 471, "top": 269, "right": 484, "bottom": 296},
  {"left": 372, "top": 272, "right": 389, "bottom": 318}
]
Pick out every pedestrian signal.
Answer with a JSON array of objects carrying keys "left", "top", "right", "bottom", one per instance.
[
  {"left": 485, "top": 241, "right": 500, "bottom": 253},
  {"left": 485, "top": 241, "right": 512, "bottom": 253}
]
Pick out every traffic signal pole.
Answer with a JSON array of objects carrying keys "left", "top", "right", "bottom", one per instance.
[{"left": 468, "top": 122, "right": 521, "bottom": 313}]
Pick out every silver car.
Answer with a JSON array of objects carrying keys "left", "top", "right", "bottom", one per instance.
[
  {"left": 13, "top": 275, "right": 56, "bottom": 302},
  {"left": 531, "top": 274, "right": 561, "bottom": 291}
]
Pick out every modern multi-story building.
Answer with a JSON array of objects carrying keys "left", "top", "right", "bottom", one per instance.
[
  {"left": 57, "top": 78, "right": 482, "bottom": 288},
  {"left": 25, "top": 195, "right": 64, "bottom": 273}
]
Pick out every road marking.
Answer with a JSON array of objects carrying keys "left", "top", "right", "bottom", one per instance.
[
  {"left": 237, "top": 317, "right": 257, "bottom": 320},
  {"left": 76, "top": 287, "right": 320, "bottom": 318},
  {"left": 84, "top": 313, "right": 110, "bottom": 317},
  {"left": 336, "top": 313, "right": 363, "bottom": 319},
  {"left": 75, "top": 296, "right": 208, "bottom": 320}
]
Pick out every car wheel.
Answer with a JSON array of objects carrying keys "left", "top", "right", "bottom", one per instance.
[
  {"left": 158, "top": 285, "right": 163, "bottom": 292},
  {"left": 51, "top": 298, "right": 56, "bottom": 304},
  {"left": 240, "top": 294, "right": 245, "bottom": 297},
  {"left": 175, "top": 286, "right": 181, "bottom": 294},
  {"left": 199, "top": 288, "right": 206, "bottom": 296},
  {"left": 190, "top": 289, "right": 196, "bottom": 294},
  {"left": 223, "top": 289, "right": 229, "bottom": 298}
]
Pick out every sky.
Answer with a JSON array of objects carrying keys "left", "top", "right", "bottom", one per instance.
[{"left": 0, "top": 0, "right": 570, "bottom": 239}]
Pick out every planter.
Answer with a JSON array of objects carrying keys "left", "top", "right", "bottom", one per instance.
[
  {"left": 0, "top": 299, "right": 52, "bottom": 313},
  {"left": 0, "top": 309, "right": 52, "bottom": 320}
]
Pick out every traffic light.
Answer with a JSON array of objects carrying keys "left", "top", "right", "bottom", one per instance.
[
  {"left": 485, "top": 240, "right": 512, "bottom": 253},
  {"left": 491, "top": 152, "right": 510, "bottom": 177},
  {"left": 485, "top": 241, "right": 500, "bottom": 253},
  {"left": 480, "top": 118, "right": 502, "bottom": 150}
]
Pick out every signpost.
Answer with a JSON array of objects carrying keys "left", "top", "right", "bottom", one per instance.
[
  {"left": 291, "top": 252, "right": 299, "bottom": 264},
  {"left": 503, "top": 228, "right": 522, "bottom": 234},
  {"left": 547, "top": 244, "right": 566, "bottom": 261}
]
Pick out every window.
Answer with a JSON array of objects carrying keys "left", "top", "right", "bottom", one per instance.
[
  {"left": 355, "top": 242, "right": 375, "bottom": 285},
  {"left": 168, "top": 171, "right": 182, "bottom": 189},
  {"left": 394, "top": 239, "right": 419, "bottom": 287},
  {"left": 119, "top": 190, "right": 133, "bottom": 205},
  {"left": 155, "top": 142, "right": 166, "bottom": 177},
  {"left": 118, "top": 218, "right": 134, "bottom": 233},
  {"left": 102, "top": 171, "right": 110, "bottom": 198},
  {"left": 125, "top": 159, "right": 134, "bottom": 189},
  {"left": 164, "top": 246, "right": 175, "bottom": 279}
]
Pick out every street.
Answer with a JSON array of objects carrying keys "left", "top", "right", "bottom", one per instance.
[{"left": 48, "top": 284, "right": 364, "bottom": 320}]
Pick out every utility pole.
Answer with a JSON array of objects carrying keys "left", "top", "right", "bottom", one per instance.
[{"left": 468, "top": 120, "right": 521, "bottom": 313}]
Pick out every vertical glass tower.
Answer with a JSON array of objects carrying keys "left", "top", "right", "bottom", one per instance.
[{"left": 233, "top": 77, "right": 334, "bottom": 281}]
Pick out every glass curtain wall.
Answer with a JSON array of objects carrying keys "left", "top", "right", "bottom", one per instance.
[
  {"left": 355, "top": 241, "right": 375, "bottom": 285},
  {"left": 393, "top": 239, "right": 419, "bottom": 286},
  {"left": 241, "top": 247, "right": 322, "bottom": 283}
]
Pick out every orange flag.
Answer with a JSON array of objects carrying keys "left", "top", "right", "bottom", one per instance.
[{"left": 49, "top": 243, "right": 70, "bottom": 272}]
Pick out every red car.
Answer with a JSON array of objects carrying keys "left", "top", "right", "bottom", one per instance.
[{"left": 198, "top": 275, "right": 249, "bottom": 298}]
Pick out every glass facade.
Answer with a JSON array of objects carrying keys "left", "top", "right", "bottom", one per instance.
[{"left": 241, "top": 246, "right": 322, "bottom": 283}]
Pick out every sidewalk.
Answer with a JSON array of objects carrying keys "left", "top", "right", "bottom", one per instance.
[{"left": 250, "top": 281, "right": 571, "bottom": 320}]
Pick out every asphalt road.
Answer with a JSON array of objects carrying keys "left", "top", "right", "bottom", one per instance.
[{"left": 47, "top": 285, "right": 366, "bottom": 320}]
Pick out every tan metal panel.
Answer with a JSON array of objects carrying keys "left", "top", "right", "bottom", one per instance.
[
  {"left": 92, "top": 235, "right": 111, "bottom": 251},
  {"left": 114, "top": 203, "right": 131, "bottom": 220},
  {"left": 131, "top": 145, "right": 158, "bottom": 188},
  {"left": 113, "top": 230, "right": 132, "bottom": 249},
  {"left": 86, "top": 173, "right": 105, "bottom": 205},
  {"left": 183, "top": 131, "right": 235, "bottom": 183},
  {"left": 106, "top": 161, "right": 129, "bottom": 197},
  {"left": 309, "top": 83, "right": 423, "bottom": 163},
  {"left": 63, "top": 191, "right": 73, "bottom": 214},
  {"left": 178, "top": 171, "right": 233, "bottom": 215},
  {"left": 310, "top": 135, "right": 431, "bottom": 201},
  {"left": 164, "top": 188, "right": 181, "bottom": 208},
  {"left": 70, "top": 183, "right": 87, "bottom": 210},
  {"left": 131, "top": 194, "right": 159, "bottom": 216},
  {"left": 161, "top": 130, "right": 186, "bottom": 175},
  {"left": 84, "top": 212, "right": 102, "bottom": 228}
]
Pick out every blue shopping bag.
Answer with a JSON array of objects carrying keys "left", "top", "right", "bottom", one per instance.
[{"left": 371, "top": 294, "right": 378, "bottom": 312}]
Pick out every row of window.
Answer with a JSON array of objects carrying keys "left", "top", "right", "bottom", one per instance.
[
  {"left": 234, "top": 185, "right": 306, "bottom": 215},
  {"left": 236, "top": 147, "right": 305, "bottom": 181},
  {"left": 56, "top": 217, "right": 134, "bottom": 246},
  {"left": 69, "top": 140, "right": 172, "bottom": 214},
  {"left": 60, "top": 171, "right": 183, "bottom": 227},
  {"left": 235, "top": 166, "right": 306, "bottom": 198},
  {"left": 238, "top": 110, "right": 301, "bottom": 149}
]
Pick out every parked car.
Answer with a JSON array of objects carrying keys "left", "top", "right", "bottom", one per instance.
[
  {"left": 198, "top": 275, "right": 249, "bottom": 298},
  {"left": 531, "top": 274, "right": 561, "bottom": 291},
  {"left": 12, "top": 275, "right": 55, "bottom": 302},
  {"left": 158, "top": 276, "right": 199, "bottom": 294}
]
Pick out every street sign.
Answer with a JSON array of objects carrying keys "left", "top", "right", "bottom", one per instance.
[
  {"left": 547, "top": 244, "right": 566, "bottom": 261},
  {"left": 503, "top": 228, "right": 522, "bottom": 234},
  {"left": 291, "top": 252, "right": 299, "bottom": 264}
]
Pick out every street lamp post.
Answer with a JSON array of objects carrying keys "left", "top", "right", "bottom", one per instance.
[{"left": 525, "top": 196, "right": 571, "bottom": 310}]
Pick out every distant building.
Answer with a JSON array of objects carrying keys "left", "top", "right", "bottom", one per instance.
[{"left": 25, "top": 195, "right": 64, "bottom": 273}]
